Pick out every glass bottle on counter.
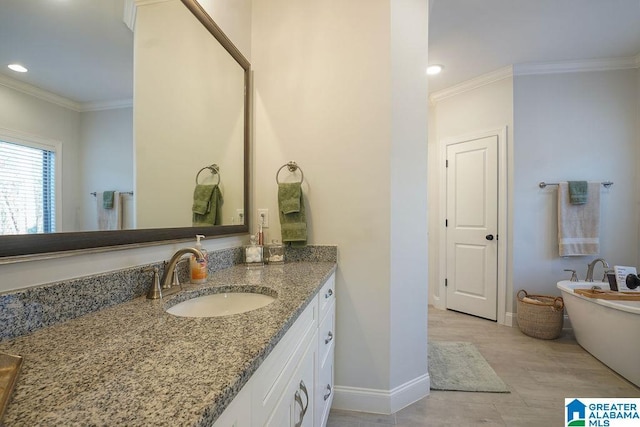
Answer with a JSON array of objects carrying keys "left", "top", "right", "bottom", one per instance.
[
  {"left": 266, "top": 240, "right": 285, "bottom": 264},
  {"left": 244, "top": 234, "right": 263, "bottom": 266}
]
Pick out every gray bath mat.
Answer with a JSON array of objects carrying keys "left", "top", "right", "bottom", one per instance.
[{"left": 428, "top": 341, "right": 510, "bottom": 393}]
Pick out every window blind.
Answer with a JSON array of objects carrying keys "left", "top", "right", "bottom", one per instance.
[{"left": 0, "top": 140, "right": 56, "bottom": 235}]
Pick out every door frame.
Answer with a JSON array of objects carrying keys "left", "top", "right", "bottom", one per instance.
[{"left": 435, "top": 127, "right": 509, "bottom": 325}]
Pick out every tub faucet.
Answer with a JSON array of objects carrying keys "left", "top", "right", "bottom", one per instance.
[
  {"left": 585, "top": 258, "right": 609, "bottom": 282},
  {"left": 160, "top": 247, "right": 205, "bottom": 291}
]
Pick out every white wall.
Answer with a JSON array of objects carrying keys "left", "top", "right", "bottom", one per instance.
[
  {"left": 513, "top": 69, "right": 639, "bottom": 302},
  {"left": 79, "top": 108, "right": 134, "bottom": 230},
  {"left": 251, "top": 0, "right": 429, "bottom": 412},
  {"left": 637, "top": 68, "right": 640, "bottom": 268},
  {"left": 429, "top": 77, "right": 514, "bottom": 311},
  {"left": 389, "top": 0, "right": 429, "bottom": 394},
  {"left": 0, "top": 84, "right": 81, "bottom": 232}
]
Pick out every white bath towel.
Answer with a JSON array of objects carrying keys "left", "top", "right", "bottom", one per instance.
[
  {"left": 558, "top": 182, "right": 600, "bottom": 256},
  {"left": 97, "top": 191, "right": 122, "bottom": 230}
]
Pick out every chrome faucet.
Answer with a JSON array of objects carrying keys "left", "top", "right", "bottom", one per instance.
[
  {"left": 585, "top": 258, "right": 609, "bottom": 282},
  {"left": 160, "top": 247, "right": 205, "bottom": 291}
]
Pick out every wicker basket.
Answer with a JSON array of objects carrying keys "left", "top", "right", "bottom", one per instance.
[{"left": 516, "top": 290, "right": 564, "bottom": 340}]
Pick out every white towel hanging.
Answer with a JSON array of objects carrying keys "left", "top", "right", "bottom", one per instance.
[
  {"left": 558, "top": 182, "right": 600, "bottom": 256},
  {"left": 96, "top": 191, "right": 123, "bottom": 231}
]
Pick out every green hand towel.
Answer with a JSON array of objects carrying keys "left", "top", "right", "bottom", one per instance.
[
  {"left": 278, "top": 182, "right": 301, "bottom": 214},
  {"left": 103, "top": 191, "right": 115, "bottom": 209},
  {"left": 192, "top": 185, "right": 223, "bottom": 226},
  {"left": 278, "top": 182, "right": 306, "bottom": 245},
  {"left": 568, "top": 181, "right": 588, "bottom": 205}
]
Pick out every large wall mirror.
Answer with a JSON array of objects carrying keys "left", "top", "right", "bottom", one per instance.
[{"left": 0, "top": 0, "right": 250, "bottom": 258}]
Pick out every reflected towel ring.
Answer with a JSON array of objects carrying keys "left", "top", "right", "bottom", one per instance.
[
  {"left": 276, "top": 161, "right": 304, "bottom": 184},
  {"left": 196, "top": 164, "right": 220, "bottom": 185}
]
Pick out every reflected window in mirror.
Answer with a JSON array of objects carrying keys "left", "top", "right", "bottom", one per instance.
[{"left": 0, "top": 137, "right": 58, "bottom": 235}]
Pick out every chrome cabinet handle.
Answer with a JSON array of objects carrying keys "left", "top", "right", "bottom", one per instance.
[
  {"left": 294, "top": 381, "right": 309, "bottom": 427},
  {"left": 325, "top": 331, "right": 333, "bottom": 344},
  {"left": 323, "top": 384, "right": 332, "bottom": 401},
  {"left": 294, "top": 391, "right": 304, "bottom": 427},
  {"left": 299, "top": 380, "right": 309, "bottom": 416},
  {"left": 325, "top": 288, "right": 333, "bottom": 298}
]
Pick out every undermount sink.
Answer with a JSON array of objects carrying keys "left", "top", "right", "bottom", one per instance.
[{"left": 166, "top": 290, "right": 276, "bottom": 318}]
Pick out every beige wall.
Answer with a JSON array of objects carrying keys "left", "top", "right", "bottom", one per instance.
[
  {"left": 135, "top": 0, "right": 245, "bottom": 228},
  {"left": 251, "top": 0, "right": 429, "bottom": 411}
]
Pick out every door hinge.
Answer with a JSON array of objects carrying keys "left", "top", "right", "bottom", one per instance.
[
  {"left": 445, "top": 219, "right": 448, "bottom": 227},
  {"left": 445, "top": 278, "right": 448, "bottom": 287},
  {"left": 446, "top": 159, "right": 449, "bottom": 167}
]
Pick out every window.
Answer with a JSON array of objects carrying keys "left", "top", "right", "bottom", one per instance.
[{"left": 0, "top": 139, "right": 57, "bottom": 235}]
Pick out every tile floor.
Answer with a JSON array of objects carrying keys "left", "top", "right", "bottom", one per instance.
[{"left": 327, "top": 306, "right": 640, "bottom": 426}]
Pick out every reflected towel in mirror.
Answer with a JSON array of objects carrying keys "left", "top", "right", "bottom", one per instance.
[
  {"left": 193, "top": 184, "right": 223, "bottom": 226},
  {"left": 97, "top": 191, "right": 122, "bottom": 230}
]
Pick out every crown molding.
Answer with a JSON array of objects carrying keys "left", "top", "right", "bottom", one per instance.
[
  {"left": 429, "top": 66, "right": 513, "bottom": 104},
  {"left": 0, "top": 74, "right": 82, "bottom": 111},
  {"left": 0, "top": 74, "right": 132, "bottom": 113},
  {"left": 81, "top": 99, "right": 133, "bottom": 112},
  {"left": 430, "top": 54, "right": 640, "bottom": 104},
  {"left": 514, "top": 56, "right": 640, "bottom": 76}
]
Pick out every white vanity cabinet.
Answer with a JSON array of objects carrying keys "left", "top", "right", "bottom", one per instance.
[
  {"left": 315, "top": 274, "right": 335, "bottom": 427},
  {"left": 212, "top": 272, "right": 335, "bottom": 427}
]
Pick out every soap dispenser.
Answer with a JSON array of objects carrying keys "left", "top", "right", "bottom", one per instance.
[{"left": 190, "top": 234, "right": 208, "bottom": 284}]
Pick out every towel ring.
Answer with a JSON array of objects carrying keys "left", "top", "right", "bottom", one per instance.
[
  {"left": 276, "top": 161, "right": 304, "bottom": 184},
  {"left": 196, "top": 164, "right": 220, "bottom": 185}
]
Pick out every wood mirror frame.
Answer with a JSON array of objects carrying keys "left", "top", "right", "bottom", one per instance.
[{"left": 0, "top": 0, "right": 250, "bottom": 260}]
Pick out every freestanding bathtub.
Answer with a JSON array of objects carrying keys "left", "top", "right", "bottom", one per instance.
[{"left": 557, "top": 280, "right": 640, "bottom": 387}]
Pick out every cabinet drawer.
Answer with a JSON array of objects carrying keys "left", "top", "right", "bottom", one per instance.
[
  {"left": 318, "top": 301, "right": 335, "bottom": 370},
  {"left": 318, "top": 273, "right": 335, "bottom": 321},
  {"left": 252, "top": 299, "right": 318, "bottom": 421},
  {"left": 315, "top": 346, "right": 334, "bottom": 427}
]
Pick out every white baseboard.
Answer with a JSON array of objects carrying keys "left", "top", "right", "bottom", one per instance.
[
  {"left": 332, "top": 374, "right": 430, "bottom": 414},
  {"left": 504, "top": 311, "right": 516, "bottom": 327}
]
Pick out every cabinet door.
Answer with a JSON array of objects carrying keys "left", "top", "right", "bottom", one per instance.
[{"left": 265, "top": 333, "right": 316, "bottom": 427}]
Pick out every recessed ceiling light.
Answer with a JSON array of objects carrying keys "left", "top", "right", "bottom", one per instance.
[
  {"left": 8, "top": 64, "right": 28, "bottom": 73},
  {"left": 426, "top": 65, "right": 443, "bottom": 75}
]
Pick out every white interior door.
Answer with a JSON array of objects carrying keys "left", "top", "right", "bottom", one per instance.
[{"left": 446, "top": 135, "right": 498, "bottom": 321}]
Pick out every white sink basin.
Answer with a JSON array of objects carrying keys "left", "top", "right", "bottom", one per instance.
[{"left": 166, "top": 292, "right": 276, "bottom": 318}]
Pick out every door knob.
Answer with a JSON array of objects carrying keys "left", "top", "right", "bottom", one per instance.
[{"left": 485, "top": 234, "right": 494, "bottom": 241}]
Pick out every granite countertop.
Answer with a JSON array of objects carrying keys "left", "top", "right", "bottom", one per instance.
[{"left": 0, "top": 262, "right": 336, "bottom": 426}]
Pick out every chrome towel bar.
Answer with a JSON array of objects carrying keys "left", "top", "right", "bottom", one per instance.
[{"left": 538, "top": 181, "right": 613, "bottom": 189}]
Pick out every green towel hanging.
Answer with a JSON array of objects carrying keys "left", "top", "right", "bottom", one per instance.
[
  {"left": 192, "top": 184, "right": 223, "bottom": 226},
  {"left": 278, "top": 182, "right": 306, "bottom": 245},
  {"left": 568, "top": 181, "right": 588, "bottom": 205},
  {"left": 102, "top": 191, "right": 115, "bottom": 209}
]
